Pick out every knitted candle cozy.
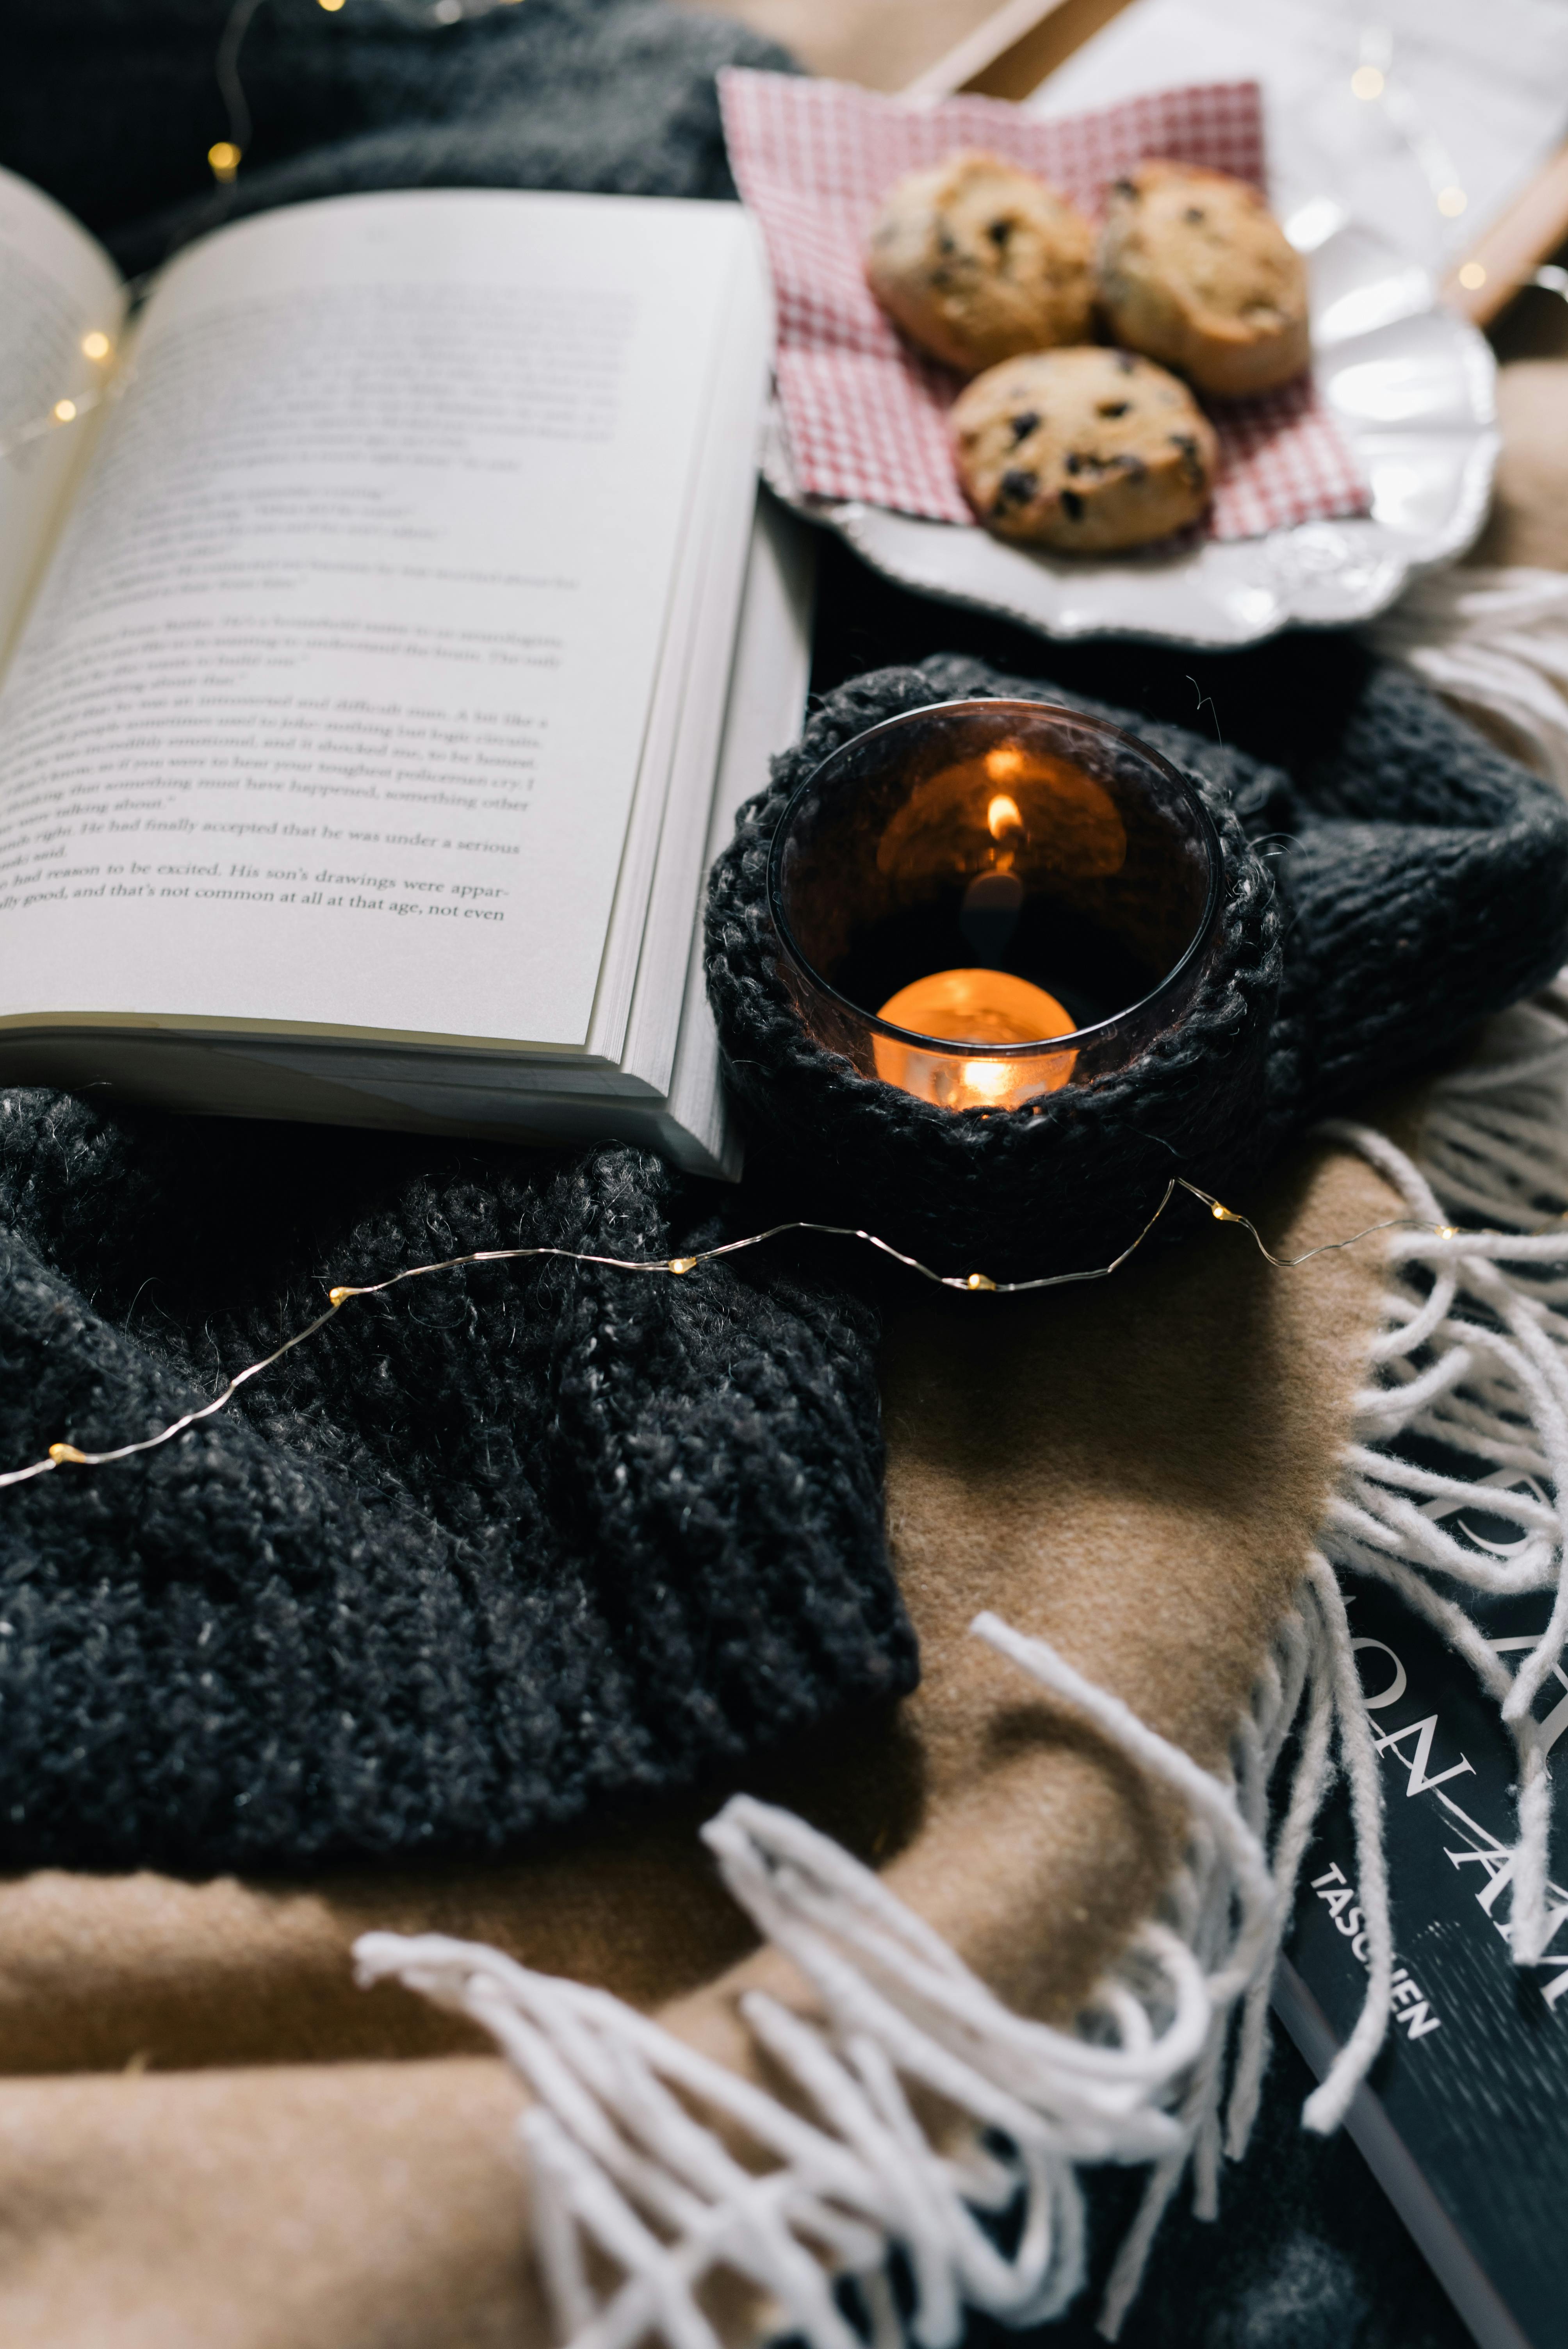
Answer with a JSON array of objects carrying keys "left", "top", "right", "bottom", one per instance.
[{"left": 706, "top": 648, "right": 1568, "bottom": 1279}]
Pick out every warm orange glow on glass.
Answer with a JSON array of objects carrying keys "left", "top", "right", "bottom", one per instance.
[
  {"left": 873, "top": 968, "right": 1078, "bottom": 1110},
  {"left": 875, "top": 752, "right": 1125, "bottom": 884}
]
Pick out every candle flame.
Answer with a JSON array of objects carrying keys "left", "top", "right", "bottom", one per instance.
[
  {"left": 960, "top": 1058, "right": 1015, "bottom": 1100},
  {"left": 985, "top": 745, "right": 1027, "bottom": 784},
  {"left": 872, "top": 968, "right": 1078, "bottom": 1111},
  {"left": 987, "top": 793, "right": 1023, "bottom": 841}
]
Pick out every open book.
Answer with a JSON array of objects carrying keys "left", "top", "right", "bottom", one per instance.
[{"left": 0, "top": 168, "right": 809, "bottom": 1177}]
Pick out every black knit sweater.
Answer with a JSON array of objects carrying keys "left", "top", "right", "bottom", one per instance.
[{"left": 0, "top": 1109, "right": 912, "bottom": 1867}]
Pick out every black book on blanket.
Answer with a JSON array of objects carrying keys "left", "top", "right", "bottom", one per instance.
[{"left": 1279, "top": 1558, "right": 1568, "bottom": 2349}]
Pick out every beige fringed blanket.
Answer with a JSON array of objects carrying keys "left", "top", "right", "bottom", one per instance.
[{"left": 0, "top": 1135, "right": 1399, "bottom": 2347}]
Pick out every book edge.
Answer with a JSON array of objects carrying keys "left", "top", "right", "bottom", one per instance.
[{"left": 1272, "top": 1959, "right": 1536, "bottom": 2349}]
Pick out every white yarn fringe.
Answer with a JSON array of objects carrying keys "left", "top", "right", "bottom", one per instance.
[
  {"left": 1349, "top": 567, "right": 1568, "bottom": 1962},
  {"left": 353, "top": 1563, "right": 1393, "bottom": 2347},
  {"left": 351, "top": 1032, "right": 1568, "bottom": 2345},
  {"left": 351, "top": 1005, "right": 1568, "bottom": 2346},
  {"left": 353, "top": 572, "right": 1568, "bottom": 2345},
  {"left": 1316, "top": 994, "right": 1568, "bottom": 1970}
]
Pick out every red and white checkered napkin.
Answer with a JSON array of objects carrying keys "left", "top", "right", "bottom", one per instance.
[{"left": 718, "top": 68, "right": 1370, "bottom": 543}]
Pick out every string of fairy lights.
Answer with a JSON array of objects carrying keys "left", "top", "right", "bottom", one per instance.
[
  {"left": 206, "top": 0, "right": 525, "bottom": 187},
  {"left": 1348, "top": 20, "right": 1563, "bottom": 308},
  {"left": 0, "top": 1176, "right": 1472, "bottom": 1491},
  {"left": 0, "top": 0, "right": 529, "bottom": 470}
]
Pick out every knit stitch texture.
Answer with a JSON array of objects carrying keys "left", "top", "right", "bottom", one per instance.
[
  {"left": 0, "top": 1112, "right": 913, "bottom": 1868},
  {"left": 706, "top": 649, "right": 1568, "bottom": 1279}
]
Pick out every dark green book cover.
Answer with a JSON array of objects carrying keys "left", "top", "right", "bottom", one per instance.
[{"left": 1280, "top": 1501, "right": 1568, "bottom": 2349}]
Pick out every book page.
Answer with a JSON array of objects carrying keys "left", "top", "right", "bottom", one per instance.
[
  {"left": 0, "top": 168, "right": 124, "bottom": 666},
  {"left": 0, "top": 190, "right": 755, "bottom": 1052}
]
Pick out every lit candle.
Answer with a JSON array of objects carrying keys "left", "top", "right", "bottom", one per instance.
[{"left": 874, "top": 966, "right": 1078, "bottom": 1110}]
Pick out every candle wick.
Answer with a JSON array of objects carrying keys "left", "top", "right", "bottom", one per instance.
[{"left": 959, "top": 869, "right": 1024, "bottom": 964}]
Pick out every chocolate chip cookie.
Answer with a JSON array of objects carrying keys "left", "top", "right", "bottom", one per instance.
[
  {"left": 949, "top": 345, "right": 1219, "bottom": 552},
  {"left": 864, "top": 151, "right": 1096, "bottom": 375},
  {"left": 1098, "top": 161, "right": 1310, "bottom": 397}
]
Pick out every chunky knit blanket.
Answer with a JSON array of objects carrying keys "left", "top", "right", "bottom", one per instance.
[{"left": 0, "top": 1116, "right": 913, "bottom": 1868}]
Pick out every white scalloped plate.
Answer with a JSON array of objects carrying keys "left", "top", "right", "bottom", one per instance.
[{"left": 762, "top": 201, "right": 1498, "bottom": 650}]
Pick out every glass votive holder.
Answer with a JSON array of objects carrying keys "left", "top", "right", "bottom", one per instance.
[{"left": 766, "top": 698, "right": 1224, "bottom": 1114}]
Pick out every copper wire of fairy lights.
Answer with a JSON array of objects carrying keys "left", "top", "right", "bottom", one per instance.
[
  {"left": 205, "top": 0, "right": 527, "bottom": 189},
  {"left": 0, "top": 1176, "right": 1475, "bottom": 1490},
  {"left": 0, "top": 0, "right": 540, "bottom": 462},
  {"left": 1348, "top": 20, "right": 1568, "bottom": 309}
]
